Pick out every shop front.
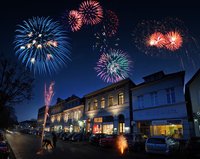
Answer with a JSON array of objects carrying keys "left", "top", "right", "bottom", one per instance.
[
  {"left": 53, "top": 125, "right": 63, "bottom": 132},
  {"left": 150, "top": 120, "right": 183, "bottom": 138},
  {"left": 92, "top": 116, "right": 114, "bottom": 134}
]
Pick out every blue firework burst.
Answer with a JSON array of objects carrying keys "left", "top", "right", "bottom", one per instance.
[{"left": 14, "top": 17, "right": 71, "bottom": 75}]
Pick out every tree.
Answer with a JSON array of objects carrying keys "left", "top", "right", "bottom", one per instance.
[{"left": 0, "top": 57, "right": 34, "bottom": 128}]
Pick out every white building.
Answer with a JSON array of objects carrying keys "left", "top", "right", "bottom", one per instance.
[
  {"left": 50, "top": 95, "right": 84, "bottom": 133},
  {"left": 132, "top": 71, "right": 190, "bottom": 139},
  {"left": 186, "top": 69, "right": 200, "bottom": 137},
  {"left": 84, "top": 79, "right": 135, "bottom": 135}
]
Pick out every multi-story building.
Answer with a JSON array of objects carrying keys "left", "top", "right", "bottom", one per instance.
[
  {"left": 185, "top": 69, "right": 200, "bottom": 137},
  {"left": 50, "top": 95, "right": 84, "bottom": 133},
  {"left": 132, "top": 71, "right": 190, "bottom": 139},
  {"left": 84, "top": 78, "right": 135, "bottom": 135},
  {"left": 50, "top": 98, "right": 65, "bottom": 132}
]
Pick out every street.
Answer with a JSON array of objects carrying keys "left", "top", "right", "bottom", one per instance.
[{"left": 5, "top": 132, "right": 191, "bottom": 159}]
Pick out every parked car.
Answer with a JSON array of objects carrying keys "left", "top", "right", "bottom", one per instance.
[
  {"left": 145, "top": 136, "right": 179, "bottom": 155},
  {"left": 0, "top": 141, "right": 10, "bottom": 159},
  {"left": 70, "top": 133, "right": 84, "bottom": 142},
  {"left": 58, "top": 132, "right": 66, "bottom": 139},
  {"left": 99, "top": 134, "right": 118, "bottom": 147},
  {"left": 89, "top": 133, "right": 106, "bottom": 145},
  {"left": 125, "top": 133, "right": 147, "bottom": 152},
  {"left": 185, "top": 137, "right": 200, "bottom": 158},
  {"left": 62, "top": 133, "right": 75, "bottom": 141}
]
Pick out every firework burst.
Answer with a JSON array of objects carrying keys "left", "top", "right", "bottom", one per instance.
[
  {"left": 133, "top": 17, "right": 200, "bottom": 71},
  {"left": 132, "top": 20, "right": 166, "bottom": 56},
  {"left": 79, "top": 0, "right": 103, "bottom": 25},
  {"left": 95, "top": 49, "right": 132, "bottom": 83},
  {"left": 165, "top": 31, "right": 183, "bottom": 51},
  {"left": 148, "top": 32, "right": 167, "bottom": 48},
  {"left": 68, "top": 10, "right": 83, "bottom": 32},
  {"left": 103, "top": 10, "right": 119, "bottom": 37},
  {"left": 14, "top": 17, "right": 70, "bottom": 75},
  {"left": 93, "top": 29, "right": 120, "bottom": 53}
]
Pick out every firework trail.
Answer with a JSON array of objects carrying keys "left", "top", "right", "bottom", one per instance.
[
  {"left": 14, "top": 17, "right": 71, "bottom": 75},
  {"left": 95, "top": 49, "right": 132, "bottom": 83}
]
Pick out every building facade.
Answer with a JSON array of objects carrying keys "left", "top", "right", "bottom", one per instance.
[
  {"left": 84, "top": 79, "right": 135, "bottom": 135},
  {"left": 132, "top": 71, "right": 190, "bottom": 139},
  {"left": 50, "top": 95, "right": 84, "bottom": 133},
  {"left": 185, "top": 69, "right": 200, "bottom": 137}
]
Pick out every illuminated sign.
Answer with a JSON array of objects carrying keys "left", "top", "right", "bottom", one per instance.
[{"left": 94, "top": 117, "right": 103, "bottom": 123}]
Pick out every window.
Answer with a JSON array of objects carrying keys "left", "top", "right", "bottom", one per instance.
[
  {"left": 101, "top": 98, "right": 105, "bottom": 108},
  {"left": 94, "top": 99, "right": 98, "bottom": 110},
  {"left": 74, "top": 111, "right": 79, "bottom": 121},
  {"left": 64, "top": 113, "right": 68, "bottom": 122},
  {"left": 88, "top": 102, "right": 91, "bottom": 111},
  {"left": 137, "top": 95, "right": 144, "bottom": 109},
  {"left": 108, "top": 96, "right": 114, "bottom": 106},
  {"left": 150, "top": 92, "right": 158, "bottom": 106},
  {"left": 119, "top": 123, "right": 125, "bottom": 133},
  {"left": 118, "top": 93, "right": 124, "bottom": 105},
  {"left": 166, "top": 88, "right": 176, "bottom": 104}
]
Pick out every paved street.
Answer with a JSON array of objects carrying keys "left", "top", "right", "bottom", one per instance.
[{"left": 5, "top": 132, "right": 189, "bottom": 159}]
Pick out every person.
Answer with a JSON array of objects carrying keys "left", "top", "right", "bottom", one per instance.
[
  {"left": 42, "top": 132, "right": 53, "bottom": 149},
  {"left": 172, "top": 130, "right": 179, "bottom": 139},
  {"left": 52, "top": 132, "right": 57, "bottom": 148},
  {"left": 178, "top": 128, "right": 183, "bottom": 138},
  {"left": 42, "top": 139, "right": 53, "bottom": 149}
]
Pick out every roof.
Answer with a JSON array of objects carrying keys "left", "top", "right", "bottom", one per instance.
[
  {"left": 186, "top": 68, "right": 200, "bottom": 87},
  {"left": 84, "top": 78, "right": 135, "bottom": 98},
  {"left": 132, "top": 71, "right": 185, "bottom": 90}
]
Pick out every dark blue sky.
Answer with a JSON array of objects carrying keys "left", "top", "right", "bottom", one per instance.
[{"left": 0, "top": 0, "right": 200, "bottom": 121}]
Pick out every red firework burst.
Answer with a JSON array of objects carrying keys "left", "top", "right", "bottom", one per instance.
[
  {"left": 165, "top": 31, "right": 183, "bottom": 51},
  {"left": 79, "top": 0, "right": 103, "bottom": 25},
  {"left": 147, "top": 32, "right": 167, "bottom": 48},
  {"left": 103, "top": 10, "right": 119, "bottom": 37},
  {"left": 68, "top": 10, "right": 83, "bottom": 32}
]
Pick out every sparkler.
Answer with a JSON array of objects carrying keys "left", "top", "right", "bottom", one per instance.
[{"left": 40, "top": 82, "right": 55, "bottom": 149}]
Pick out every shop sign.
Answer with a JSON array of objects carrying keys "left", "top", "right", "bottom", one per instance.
[
  {"left": 94, "top": 117, "right": 103, "bottom": 123},
  {"left": 152, "top": 120, "right": 167, "bottom": 125}
]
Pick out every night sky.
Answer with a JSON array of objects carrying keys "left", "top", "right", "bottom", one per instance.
[{"left": 0, "top": 0, "right": 200, "bottom": 121}]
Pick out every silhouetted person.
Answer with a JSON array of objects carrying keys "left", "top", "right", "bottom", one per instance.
[
  {"left": 52, "top": 132, "right": 57, "bottom": 148},
  {"left": 42, "top": 139, "right": 53, "bottom": 149}
]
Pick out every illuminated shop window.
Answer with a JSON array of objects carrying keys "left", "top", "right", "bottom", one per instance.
[
  {"left": 103, "top": 124, "right": 114, "bottom": 134},
  {"left": 119, "top": 123, "right": 125, "bottom": 133},
  {"left": 150, "top": 124, "right": 183, "bottom": 138}
]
